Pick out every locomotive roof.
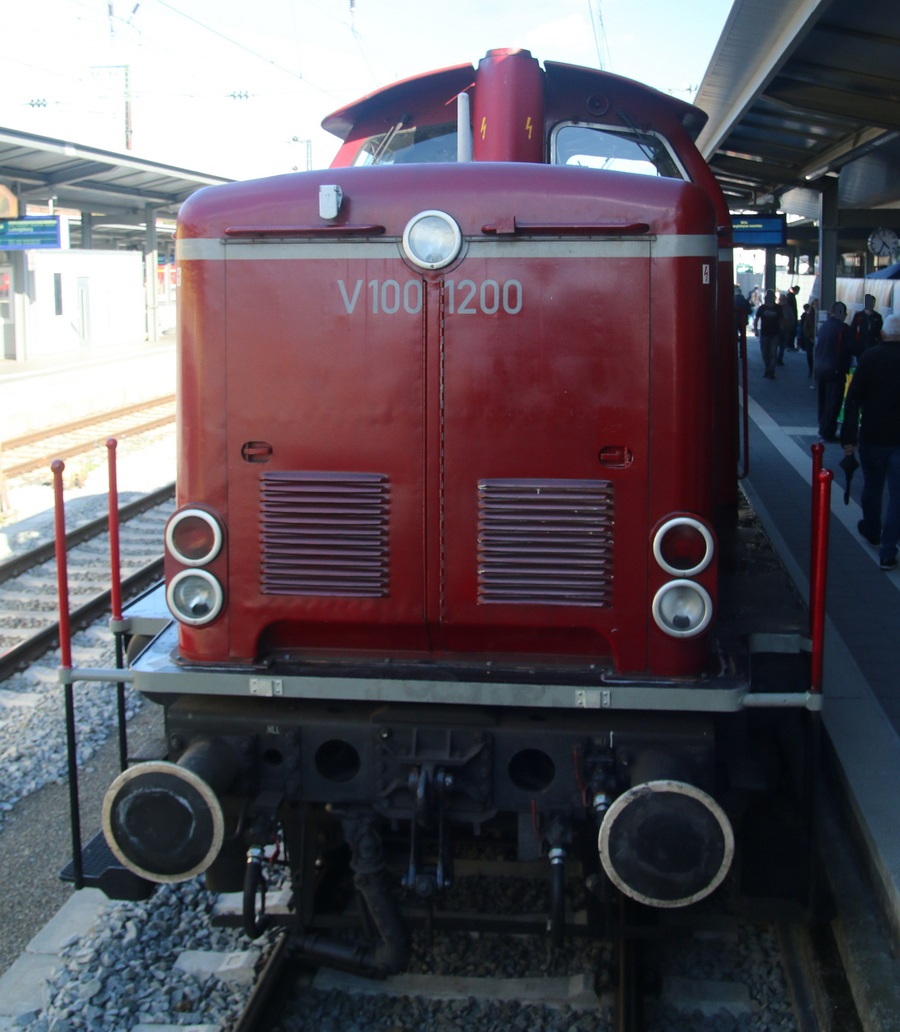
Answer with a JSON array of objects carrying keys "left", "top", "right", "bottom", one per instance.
[
  {"left": 321, "top": 52, "right": 708, "bottom": 143},
  {"left": 321, "top": 62, "right": 475, "bottom": 140},
  {"left": 542, "top": 61, "right": 707, "bottom": 140}
]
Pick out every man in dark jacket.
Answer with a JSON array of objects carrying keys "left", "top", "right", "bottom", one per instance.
[
  {"left": 848, "top": 294, "right": 883, "bottom": 358},
  {"left": 733, "top": 285, "right": 751, "bottom": 342},
  {"left": 840, "top": 313, "right": 900, "bottom": 569},
  {"left": 814, "top": 301, "right": 852, "bottom": 440},
  {"left": 753, "top": 289, "right": 783, "bottom": 379}
]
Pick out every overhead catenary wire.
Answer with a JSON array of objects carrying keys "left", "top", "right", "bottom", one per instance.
[
  {"left": 587, "top": 0, "right": 612, "bottom": 71},
  {"left": 152, "top": 0, "right": 337, "bottom": 94},
  {"left": 1, "top": 0, "right": 343, "bottom": 137}
]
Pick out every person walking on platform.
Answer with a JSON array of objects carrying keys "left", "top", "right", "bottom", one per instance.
[
  {"left": 814, "top": 300, "right": 852, "bottom": 441},
  {"left": 801, "top": 302, "right": 816, "bottom": 382},
  {"left": 734, "top": 284, "right": 751, "bottom": 343},
  {"left": 775, "top": 292, "right": 793, "bottom": 366},
  {"left": 849, "top": 293, "right": 883, "bottom": 359},
  {"left": 840, "top": 313, "right": 900, "bottom": 570},
  {"left": 753, "top": 289, "right": 783, "bottom": 379},
  {"left": 786, "top": 284, "right": 800, "bottom": 350}
]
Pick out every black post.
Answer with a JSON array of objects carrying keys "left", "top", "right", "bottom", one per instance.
[
  {"left": 64, "top": 682, "right": 83, "bottom": 889},
  {"left": 115, "top": 633, "right": 128, "bottom": 772}
]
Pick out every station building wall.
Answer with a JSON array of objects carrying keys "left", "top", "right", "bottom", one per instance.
[{"left": 23, "top": 250, "right": 145, "bottom": 358}]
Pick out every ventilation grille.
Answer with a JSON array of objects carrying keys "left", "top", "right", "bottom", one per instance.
[
  {"left": 478, "top": 479, "right": 614, "bottom": 606},
  {"left": 260, "top": 472, "right": 389, "bottom": 597}
]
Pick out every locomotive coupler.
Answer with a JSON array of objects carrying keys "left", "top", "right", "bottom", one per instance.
[
  {"left": 403, "top": 766, "right": 454, "bottom": 898},
  {"left": 280, "top": 816, "right": 410, "bottom": 977},
  {"left": 341, "top": 814, "right": 411, "bottom": 976}
]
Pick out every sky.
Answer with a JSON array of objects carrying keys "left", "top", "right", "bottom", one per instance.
[{"left": 0, "top": 0, "right": 734, "bottom": 181}]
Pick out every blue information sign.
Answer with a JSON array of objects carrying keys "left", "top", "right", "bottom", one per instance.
[
  {"left": 732, "top": 215, "right": 786, "bottom": 248},
  {"left": 0, "top": 216, "right": 62, "bottom": 250}
]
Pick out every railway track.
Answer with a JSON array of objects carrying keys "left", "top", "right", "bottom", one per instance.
[
  {"left": 0, "top": 484, "right": 174, "bottom": 680},
  {"left": 0, "top": 395, "right": 175, "bottom": 481},
  {"left": 219, "top": 854, "right": 832, "bottom": 1031},
  {"left": 17, "top": 805, "right": 869, "bottom": 1031},
  {"left": 224, "top": 897, "right": 861, "bottom": 1031},
  {"left": 224, "top": 855, "right": 616, "bottom": 1031}
]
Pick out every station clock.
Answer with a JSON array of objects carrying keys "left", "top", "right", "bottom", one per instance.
[{"left": 867, "top": 227, "right": 898, "bottom": 258}]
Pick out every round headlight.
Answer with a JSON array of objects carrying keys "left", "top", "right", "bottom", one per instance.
[
  {"left": 166, "top": 509, "right": 223, "bottom": 567},
  {"left": 653, "top": 517, "right": 713, "bottom": 577},
  {"left": 167, "top": 570, "right": 224, "bottom": 626},
  {"left": 652, "top": 580, "right": 712, "bottom": 638},
  {"left": 402, "top": 210, "right": 462, "bottom": 270}
]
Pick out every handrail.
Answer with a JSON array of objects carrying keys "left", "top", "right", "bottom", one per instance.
[
  {"left": 737, "top": 323, "right": 750, "bottom": 479},
  {"left": 481, "top": 219, "right": 650, "bottom": 236}
]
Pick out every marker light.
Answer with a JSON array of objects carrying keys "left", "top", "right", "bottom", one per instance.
[
  {"left": 166, "top": 509, "right": 223, "bottom": 567},
  {"left": 402, "top": 210, "right": 462, "bottom": 269},
  {"left": 653, "top": 517, "right": 713, "bottom": 577},
  {"left": 167, "top": 570, "right": 224, "bottom": 626},
  {"left": 652, "top": 580, "right": 713, "bottom": 638}
]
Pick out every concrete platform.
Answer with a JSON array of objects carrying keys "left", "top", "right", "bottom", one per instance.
[{"left": 740, "top": 341, "right": 900, "bottom": 950}]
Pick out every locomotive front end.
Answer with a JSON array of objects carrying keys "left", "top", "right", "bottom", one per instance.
[
  {"left": 171, "top": 157, "right": 719, "bottom": 677},
  {"left": 104, "top": 51, "right": 745, "bottom": 940}
]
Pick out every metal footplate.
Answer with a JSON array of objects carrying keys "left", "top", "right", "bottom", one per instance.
[{"left": 59, "top": 829, "right": 155, "bottom": 901}]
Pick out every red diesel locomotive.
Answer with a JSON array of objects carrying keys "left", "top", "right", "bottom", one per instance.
[{"left": 90, "top": 50, "right": 813, "bottom": 967}]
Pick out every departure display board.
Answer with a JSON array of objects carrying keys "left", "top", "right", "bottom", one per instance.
[
  {"left": 0, "top": 216, "right": 62, "bottom": 250},
  {"left": 732, "top": 215, "right": 786, "bottom": 248}
]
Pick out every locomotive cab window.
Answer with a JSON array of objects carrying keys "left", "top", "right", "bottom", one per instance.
[
  {"left": 352, "top": 121, "right": 458, "bottom": 166},
  {"left": 552, "top": 123, "right": 685, "bottom": 179}
]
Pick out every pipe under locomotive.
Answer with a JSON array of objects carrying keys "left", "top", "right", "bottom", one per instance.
[{"left": 70, "top": 50, "right": 817, "bottom": 967}]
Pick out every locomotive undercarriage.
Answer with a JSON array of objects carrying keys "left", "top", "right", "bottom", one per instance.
[
  {"left": 100, "top": 691, "right": 746, "bottom": 970},
  {"left": 61, "top": 487, "right": 819, "bottom": 972},
  {"left": 63, "top": 492, "right": 819, "bottom": 972}
]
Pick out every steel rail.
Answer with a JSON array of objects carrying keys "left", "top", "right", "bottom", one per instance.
[
  {"left": 1, "top": 396, "right": 175, "bottom": 453},
  {"left": 0, "top": 557, "right": 163, "bottom": 681},
  {"left": 3, "top": 410, "right": 175, "bottom": 479},
  {"left": 229, "top": 931, "right": 294, "bottom": 1032},
  {"left": 0, "top": 483, "right": 174, "bottom": 584}
]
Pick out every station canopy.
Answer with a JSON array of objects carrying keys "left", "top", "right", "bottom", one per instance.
[
  {"left": 694, "top": 0, "right": 900, "bottom": 250},
  {"left": 0, "top": 126, "right": 231, "bottom": 249}
]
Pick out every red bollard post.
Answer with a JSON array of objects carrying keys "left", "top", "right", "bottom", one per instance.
[
  {"left": 107, "top": 439, "right": 129, "bottom": 771},
  {"left": 52, "top": 460, "right": 73, "bottom": 671},
  {"left": 107, "top": 439, "right": 122, "bottom": 622},
  {"left": 809, "top": 467, "right": 833, "bottom": 694}
]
